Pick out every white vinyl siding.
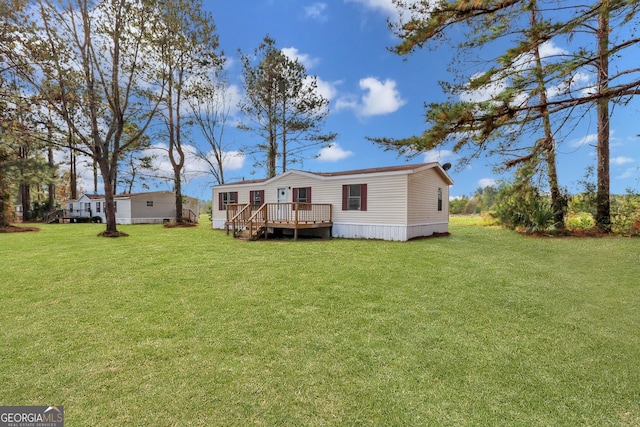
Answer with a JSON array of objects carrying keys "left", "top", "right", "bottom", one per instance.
[
  {"left": 407, "top": 169, "right": 449, "bottom": 225},
  {"left": 129, "top": 193, "right": 174, "bottom": 221}
]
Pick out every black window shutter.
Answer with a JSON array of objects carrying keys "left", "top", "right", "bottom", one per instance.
[
  {"left": 342, "top": 185, "right": 348, "bottom": 210},
  {"left": 361, "top": 184, "right": 367, "bottom": 211}
]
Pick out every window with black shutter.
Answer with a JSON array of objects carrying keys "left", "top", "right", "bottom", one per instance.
[
  {"left": 218, "top": 191, "right": 238, "bottom": 210},
  {"left": 342, "top": 184, "right": 367, "bottom": 211},
  {"left": 250, "top": 190, "right": 264, "bottom": 208},
  {"left": 293, "top": 187, "right": 311, "bottom": 210}
]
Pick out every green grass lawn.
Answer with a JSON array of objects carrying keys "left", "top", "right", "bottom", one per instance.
[{"left": 1, "top": 217, "right": 639, "bottom": 426}]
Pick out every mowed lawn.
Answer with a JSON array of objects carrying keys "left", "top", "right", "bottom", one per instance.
[{"left": 1, "top": 218, "right": 639, "bottom": 426}]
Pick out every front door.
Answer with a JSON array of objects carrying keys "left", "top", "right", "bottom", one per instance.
[{"left": 277, "top": 187, "right": 288, "bottom": 220}]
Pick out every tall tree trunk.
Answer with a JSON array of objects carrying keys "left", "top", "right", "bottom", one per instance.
[
  {"left": 47, "top": 145, "right": 55, "bottom": 211},
  {"left": 68, "top": 132, "right": 77, "bottom": 200},
  {"left": 268, "top": 124, "right": 277, "bottom": 178},
  {"left": 174, "top": 172, "right": 183, "bottom": 222},
  {"left": 47, "top": 120, "right": 55, "bottom": 211},
  {"left": 596, "top": 1, "right": 611, "bottom": 231},
  {"left": 94, "top": 158, "right": 99, "bottom": 194},
  {"left": 167, "top": 76, "right": 185, "bottom": 223},
  {"left": 0, "top": 135, "right": 10, "bottom": 226},
  {"left": 101, "top": 169, "right": 118, "bottom": 234},
  {"left": 18, "top": 143, "right": 30, "bottom": 221},
  {"left": 531, "top": 3, "right": 564, "bottom": 229},
  {"left": 0, "top": 153, "right": 11, "bottom": 227},
  {"left": 0, "top": 181, "right": 10, "bottom": 227},
  {"left": 20, "top": 183, "right": 30, "bottom": 221},
  {"left": 281, "top": 96, "right": 287, "bottom": 173}
]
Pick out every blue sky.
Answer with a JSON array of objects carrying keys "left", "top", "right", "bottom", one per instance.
[{"left": 100, "top": 0, "right": 640, "bottom": 200}]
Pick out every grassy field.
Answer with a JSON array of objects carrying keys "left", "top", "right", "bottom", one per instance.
[{"left": 1, "top": 217, "right": 639, "bottom": 426}]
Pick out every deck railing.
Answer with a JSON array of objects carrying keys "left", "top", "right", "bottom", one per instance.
[
  {"left": 264, "top": 203, "right": 332, "bottom": 224},
  {"left": 66, "top": 208, "right": 92, "bottom": 218},
  {"left": 227, "top": 202, "right": 332, "bottom": 239}
]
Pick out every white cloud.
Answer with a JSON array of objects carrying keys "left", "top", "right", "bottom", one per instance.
[
  {"left": 307, "top": 76, "right": 339, "bottom": 102},
  {"left": 547, "top": 72, "right": 593, "bottom": 99},
  {"left": 478, "top": 178, "right": 497, "bottom": 188},
  {"left": 539, "top": 41, "right": 569, "bottom": 58},
  {"left": 145, "top": 143, "right": 245, "bottom": 182},
  {"left": 423, "top": 149, "right": 457, "bottom": 164},
  {"left": 54, "top": 141, "right": 245, "bottom": 198},
  {"left": 616, "top": 167, "right": 640, "bottom": 180},
  {"left": 185, "top": 148, "right": 244, "bottom": 179},
  {"left": 221, "top": 151, "right": 246, "bottom": 171},
  {"left": 571, "top": 133, "right": 598, "bottom": 148},
  {"left": 335, "top": 94, "right": 359, "bottom": 111},
  {"left": 305, "top": 3, "right": 328, "bottom": 21},
  {"left": 337, "top": 77, "right": 405, "bottom": 117},
  {"left": 281, "top": 47, "right": 320, "bottom": 69},
  {"left": 225, "top": 84, "right": 243, "bottom": 118},
  {"left": 459, "top": 73, "right": 507, "bottom": 103},
  {"left": 360, "top": 77, "right": 406, "bottom": 115},
  {"left": 53, "top": 148, "right": 103, "bottom": 196},
  {"left": 460, "top": 41, "right": 585, "bottom": 103},
  {"left": 345, "top": 0, "right": 396, "bottom": 15},
  {"left": 317, "top": 143, "right": 353, "bottom": 162},
  {"left": 611, "top": 156, "right": 634, "bottom": 165}
]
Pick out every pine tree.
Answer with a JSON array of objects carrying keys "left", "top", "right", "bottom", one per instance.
[{"left": 239, "top": 36, "right": 336, "bottom": 178}]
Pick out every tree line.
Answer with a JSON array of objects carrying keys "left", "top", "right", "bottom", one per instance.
[{"left": 0, "top": 0, "right": 334, "bottom": 235}]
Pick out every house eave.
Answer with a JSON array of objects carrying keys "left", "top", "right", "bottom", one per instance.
[{"left": 213, "top": 162, "right": 454, "bottom": 188}]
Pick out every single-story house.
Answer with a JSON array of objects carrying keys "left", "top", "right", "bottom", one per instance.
[
  {"left": 65, "top": 191, "right": 198, "bottom": 224},
  {"left": 211, "top": 163, "right": 453, "bottom": 241}
]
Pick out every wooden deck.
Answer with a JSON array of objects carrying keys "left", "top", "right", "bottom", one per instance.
[
  {"left": 226, "top": 203, "right": 332, "bottom": 240},
  {"left": 44, "top": 209, "right": 98, "bottom": 223}
]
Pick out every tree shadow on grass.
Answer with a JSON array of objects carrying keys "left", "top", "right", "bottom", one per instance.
[{"left": 0, "top": 225, "right": 40, "bottom": 233}]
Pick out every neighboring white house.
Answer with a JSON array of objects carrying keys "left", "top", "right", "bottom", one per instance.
[
  {"left": 212, "top": 163, "right": 453, "bottom": 241},
  {"left": 65, "top": 191, "right": 199, "bottom": 224}
]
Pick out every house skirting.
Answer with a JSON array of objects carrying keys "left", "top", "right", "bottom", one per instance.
[
  {"left": 333, "top": 221, "right": 448, "bottom": 241},
  {"left": 118, "top": 217, "right": 173, "bottom": 225},
  {"left": 405, "top": 221, "right": 449, "bottom": 240}
]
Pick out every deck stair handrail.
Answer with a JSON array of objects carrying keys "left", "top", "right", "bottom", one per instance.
[
  {"left": 228, "top": 203, "right": 253, "bottom": 237},
  {"left": 245, "top": 204, "right": 268, "bottom": 240},
  {"left": 182, "top": 208, "right": 198, "bottom": 223},
  {"left": 44, "top": 209, "right": 64, "bottom": 224}
]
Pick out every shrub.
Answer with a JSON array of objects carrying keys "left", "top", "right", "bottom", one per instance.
[
  {"left": 450, "top": 196, "right": 469, "bottom": 215},
  {"left": 493, "top": 179, "right": 542, "bottom": 230},
  {"left": 611, "top": 191, "right": 640, "bottom": 235},
  {"left": 565, "top": 212, "right": 595, "bottom": 230},
  {"left": 525, "top": 202, "right": 555, "bottom": 234}
]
